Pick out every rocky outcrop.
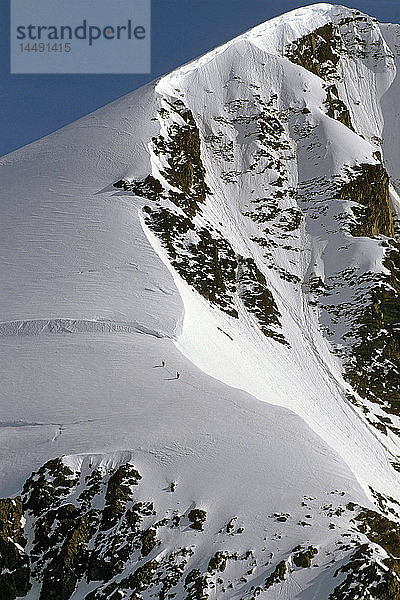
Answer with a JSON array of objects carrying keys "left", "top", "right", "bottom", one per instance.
[
  {"left": 264, "top": 560, "right": 287, "bottom": 589},
  {"left": 286, "top": 23, "right": 357, "bottom": 131},
  {"left": 300, "top": 161, "right": 398, "bottom": 433},
  {"left": 114, "top": 99, "right": 209, "bottom": 219},
  {"left": 344, "top": 241, "right": 400, "bottom": 419},
  {"left": 120, "top": 93, "right": 290, "bottom": 342},
  {"left": 188, "top": 509, "right": 207, "bottom": 531},
  {"left": 143, "top": 204, "right": 288, "bottom": 341},
  {"left": 338, "top": 163, "right": 394, "bottom": 238},
  {"left": 0, "top": 457, "right": 272, "bottom": 599},
  {"left": 292, "top": 545, "right": 318, "bottom": 568},
  {"left": 142, "top": 206, "right": 240, "bottom": 318},
  {"left": 0, "top": 498, "right": 30, "bottom": 600},
  {"left": 0, "top": 454, "right": 399, "bottom": 599},
  {"left": 237, "top": 257, "right": 288, "bottom": 344},
  {"left": 330, "top": 504, "right": 400, "bottom": 600},
  {"left": 324, "top": 84, "right": 354, "bottom": 130},
  {"left": 154, "top": 100, "right": 210, "bottom": 216},
  {"left": 336, "top": 163, "right": 398, "bottom": 423},
  {"left": 286, "top": 23, "right": 341, "bottom": 80}
]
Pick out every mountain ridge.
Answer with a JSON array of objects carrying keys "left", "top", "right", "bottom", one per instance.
[{"left": 1, "top": 3, "right": 400, "bottom": 598}]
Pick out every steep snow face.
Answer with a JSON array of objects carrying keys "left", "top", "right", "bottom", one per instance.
[
  {"left": 1, "top": 3, "right": 400, "bottom": 599},
  {"left": 139, "top": 3, "right": 400, "bottom": 506}
]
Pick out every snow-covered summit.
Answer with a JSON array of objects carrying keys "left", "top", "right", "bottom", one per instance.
[{"left": 0, "top": 4, "right": 400, "bottom": 599}]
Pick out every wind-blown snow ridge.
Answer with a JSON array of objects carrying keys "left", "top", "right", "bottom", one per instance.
[
  {"left": 157, "top": 4, "right": 354, "bottom": 94},
  {"left": 0, "top": 318, "right": 171, "bottom": 339}
]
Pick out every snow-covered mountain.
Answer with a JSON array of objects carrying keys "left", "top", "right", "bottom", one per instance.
[{"left": 1, "top": 3, "right": 400, "bottom": 598}]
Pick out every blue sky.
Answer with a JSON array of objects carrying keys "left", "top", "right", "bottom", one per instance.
[{"left": 1, "top": 0, "right": 399, "bottom": 156}]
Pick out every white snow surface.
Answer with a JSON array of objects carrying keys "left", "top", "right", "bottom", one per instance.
[{"left": 1, "top": 4, "right": 400, "bottom": 590}]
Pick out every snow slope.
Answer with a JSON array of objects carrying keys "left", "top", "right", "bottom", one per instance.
[{"left": 0, "top": 3, "right": 400, "bottom": 599}]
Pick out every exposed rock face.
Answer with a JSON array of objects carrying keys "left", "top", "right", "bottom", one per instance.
[
  {"left": 7, "top": 457, "right": 268, "bottom": 599},
  {"left": 153, "top": 100, "right": 210, "bottom": 216},
  {"left": 237, "top": 257, "right": 288, "bottom": 344},
  {"left": 343, "top": 239, "right": 400, "bottom": 419},
  {"left": 1, "top": 455, "right": 399, "bottom": 600},
  {"left": 297, "top": 152, "right": 399, "bottom": 440},
  {"left": 39, "top": 511, "right": 95, "bottom": 600},
  {"left": 101, "top": 464, "right": 141, "bottom": 530},
  {"left": 324, "top": 84, "right": 354, "bottom": 130},
  {"left": 264, "top": 560, "right": 287, "bottom": 589},
  {"left": 0, "top": 498, "right": 30, "bottom": 600},
  {"left": 142, "top": 205, "right": 240, "bottom": 318},
  {"left": 188, "top": 509, "right": 207, "bottom": 531},
  {"left": 329, "top": 544, "right": 400, "bottom": 600},
  {"left": 307, "top": 164, "right": 398, "bottom": 433},
  {"left": 286, "top": 23, "right": 341, "bottom": 80},
  {"left": 143, "top": 204, "right": 288, "bottom": 340},
  {"left": 285, "top": 20, "right": 359, "bottom": 131},
  {"left": 338, "top": 163, "right": 394, "bottom": 238},
  {"left": 292, "top": 545, "right": 318, "bottom": 568},
  {"left": 330, "top": 503, "right": 400, "bottom": 600},
  {"left": 22, "top": 457, "right": 79, "bottom": 516},
  {"left": 114, "top": 174, "right": 163, "bottom": 202},
  {"left": 114, "top": 99, "right": 209, "bottom": 219},
  {"left": 115, "top": 92, "right": 288, "bottom": 343}
]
